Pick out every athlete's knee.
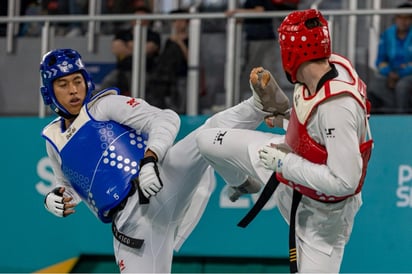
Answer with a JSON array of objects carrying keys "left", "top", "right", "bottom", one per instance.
[{"left": 195, "top": 128, "right": 217, "bottom": 156}]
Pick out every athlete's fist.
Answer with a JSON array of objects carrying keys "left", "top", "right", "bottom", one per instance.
[
  {"left": 44, "top": 187, "right": 76, "bottom": 217},
  {"left": 259, "top": 143, "right": 289, "bottom": 173},
  {"left": 139, "top": 156, "right": 163, "bottom": 198}
]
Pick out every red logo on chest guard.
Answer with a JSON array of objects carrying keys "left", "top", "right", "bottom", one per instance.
[
  {"left": 118, "top": 259, "right": 126, "bottom": 272},
  {"left": 126, "top": 98, "right": 140, "bottom": 108}
]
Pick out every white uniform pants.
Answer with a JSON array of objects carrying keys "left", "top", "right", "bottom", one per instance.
[
  {"left": 196, "top": 128, "right": 361, "bottom": 273},
  {"left": 112, "top": 98, "right": 269, "bottom": 273}
]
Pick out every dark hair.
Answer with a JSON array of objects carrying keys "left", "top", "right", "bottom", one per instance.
[
  {"left": 114, "top": 30, "right": 133, "bottom": 42},
  {"left": 169, "top": 8, "right": 188, "bottom": 14},
  {"left": 397, "top": 2, "right": 412, "bottom": 9},
  {"left": 169, "top": 8, "right": 189, "bottom": 22},
  {"left": 133, "top": 6, "right": 152, "bottom": 14}
]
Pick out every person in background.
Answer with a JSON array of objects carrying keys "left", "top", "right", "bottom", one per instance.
[
  {"left": 146, "top": 8, "right": 190, "bottom": 113},
  {"left": 105, "top": 0, "right": 154, "bottom": 33},
  {"left": 100, "top": 6, "right": 161, "bottom": 96},
  {"left": 19, "top": 0, "right": 43, "bottom": 37},
  {"left": 196, "top": 8, "right": 373, "bottom": 273},
  {"left": 39, "top": 0, "right": 88, "bottom": 36},
  {"left": 60, "top": 0, "right": 89, "bottom": 37},
  {"left": 40, "top": 48, "right": 289, "bottom": 273},
  {"left": 131, "top": 6, "right": 161, "bottom": 76},
  {"left": 100, "top": 30, "right": 134, "bottom": 96},
  {"left": 226, "top": 0, "right": 298, "bottom": 100},
  {"left": 368, "top": 2, "right": 412, "bottom": 113}
]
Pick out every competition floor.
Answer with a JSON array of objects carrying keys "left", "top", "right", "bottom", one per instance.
[{"left": 35, "top": 254, "right": 289, "bottom": 273}]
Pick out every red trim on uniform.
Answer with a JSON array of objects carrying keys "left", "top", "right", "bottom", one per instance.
[{"left": 324, "top": 81, "right": 331, "bottom": 97}]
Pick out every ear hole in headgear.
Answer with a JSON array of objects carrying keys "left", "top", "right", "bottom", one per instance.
[
  {"left": 66, "top": 52, "right": 76, "bottom": 59},
  {"left": 47, "top": 56, "right": 57, "bottom": 66},
  {"left": 305, "top": 18, "right": 322, "bottom": 29}
]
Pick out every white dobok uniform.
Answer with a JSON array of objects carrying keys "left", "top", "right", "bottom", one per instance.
[
  {"left": 196, "top": 54, "right": 373, "bottom": 273},
  {"left": 44, "top": 90, "right": 268, "bottom": 273}
]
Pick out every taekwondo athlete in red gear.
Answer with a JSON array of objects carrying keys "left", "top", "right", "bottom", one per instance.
[
  {"left": 40, "top": 48, "right": 290, "bottom": 273},
  {"left": 196, "top": 9, "right": 373, "bottom": 273}
]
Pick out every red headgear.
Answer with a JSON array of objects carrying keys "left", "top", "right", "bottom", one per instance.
[{"left": 278, "top": 9, "right": 331, "bottom": 83}]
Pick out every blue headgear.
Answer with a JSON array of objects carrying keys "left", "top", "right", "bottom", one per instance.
[{"left": 40, "top": 48, "right": 95, "bottom": 118}]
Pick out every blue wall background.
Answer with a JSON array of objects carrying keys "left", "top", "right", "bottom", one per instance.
[{"left": 1, "top": 115, "right": 411, "bottom": 273}]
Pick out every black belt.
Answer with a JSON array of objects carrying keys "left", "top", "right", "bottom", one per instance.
[
  {"left": 237, "top": 172, "right": 301, "bottom": 273},
  {"left": 237, "top": 172, "right": 279, "bottom": 228},
  {"left": 109, "top": 178, "right": 147, "bottom": 249},
  {"left": 289, "top": 190, "right": 302, "bottom": 273},
  {"left": 112, "top": 221, "right": 144, "bottom": 249}
]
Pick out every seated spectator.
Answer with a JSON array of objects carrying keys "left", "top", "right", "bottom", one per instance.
[
  {"left": 146, "top": 8, "right": 189, "bottom": 113},
  {"left": 368, "top": 2, "right": 412, "bottom": 113},
  {"left": 100, "top": 6, "right": 161, "bottom": 96}
]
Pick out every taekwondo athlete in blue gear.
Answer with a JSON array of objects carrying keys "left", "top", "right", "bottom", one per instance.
[
  {"left": 40, "top": 48, "right": 95, "bottom": 119},
  {"left": 40, "top": 48, "right": 290, "bottom": 273},
  {"left": 42, "top": 104, "right": 148, "bottom": 223},
  {"left": 40, "top": 49, "right": 150, "bottom": 223}
]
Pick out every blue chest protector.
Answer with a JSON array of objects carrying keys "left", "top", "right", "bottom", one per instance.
[{"left": 42, "top": 90, "right": 147, "bottom": 223}]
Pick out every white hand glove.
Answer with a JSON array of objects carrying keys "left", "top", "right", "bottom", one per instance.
[
  {"left": 44, "top": 187, "right": 65, "bottom": 217},
  {"left": 258, "top": 144, "right": 287, "bottom": 172},
  {"left": 139, "top": 157, "right": 163, "bottom": 199}
]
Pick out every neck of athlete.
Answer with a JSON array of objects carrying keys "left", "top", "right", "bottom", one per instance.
[{"left": 296, "top": 60, "right": 332, "bottom": 96}]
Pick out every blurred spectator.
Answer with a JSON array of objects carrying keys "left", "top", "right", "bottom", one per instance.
[
  {"left": 131, "top": 6, "right": 161, "bottom": 74},
  {"left": 103, "top": 0, "right": 153, "bottom": 32},
  {"left": 19, "top": 0, "right": 43, "bottom": 37},
  {"left": 41, "top": 0, "right": 59, "bottom": 15},
  {"left": 99, "top": 30, "right": 134, "bottom": 96},
  {"left": 3, "top": 0, "right": 43, "bottom": 37},
  {"left": 368, "top": 2, "right": 412, "bottom": 113},
  {"left": 226, "top": 0, "right": 298, "bottom": 99},
  {"left": 61, "top": 0, "right": 89, "bottom": 37},
  {"left": 107, "top": 0, "right": 152, "bottom": 13},
  {"left": 146, "top": 8, "right": 190, "bottom": 113},
  {"left": 40, "top": 0, "right": 88, "bottom": 36},
  {"left": 100, "top": 6, "right": 161, "bottom": 96}
]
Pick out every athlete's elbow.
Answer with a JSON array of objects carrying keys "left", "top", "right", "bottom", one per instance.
[
  {"left": 195, "top": 128, "right": 211, "bottom": 156},
  {"left": 334, "top": 177, "right": 360, "bottom": 196},
  {"left": 161, "top": 109, "right": 181, "bottom": 133}
]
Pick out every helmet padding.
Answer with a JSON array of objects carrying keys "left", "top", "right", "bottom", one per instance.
[
  {"left": 278, "top": 9, "right": 331, "bottom": 83},
  {"left": 40, "top": 48, "right": 95, "bottom": 118}
]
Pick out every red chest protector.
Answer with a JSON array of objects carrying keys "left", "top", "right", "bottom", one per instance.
[{"left": 276, "top": 54, "right": 374, "bottom": 202}]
